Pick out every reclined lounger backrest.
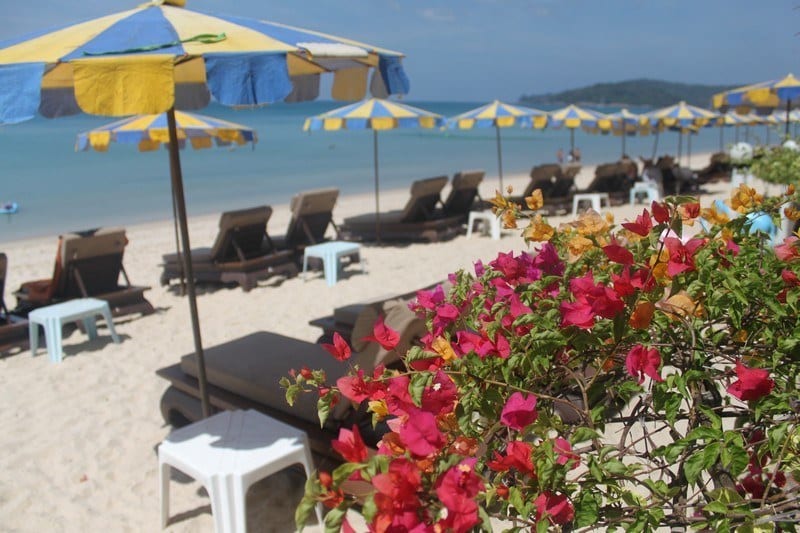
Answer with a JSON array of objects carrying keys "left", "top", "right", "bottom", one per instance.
[
  {"left": 283, "top": 188, "right": 340, "bottom": 247},
  {"left": 399, "top": 176, "right": 448, "bottom": 223},
  {"left": 209, "top": 205, "right": 272, "bottom": 262},
  {"left": 59, "top": 228, "right": 128, "bottom": 298},
  {"left": 0, "top": 253, "right": 8, "bottom": 318},
  {"left": 522, "top": 164, "right": 564, "bottom": 198},
  {"left": 442, "top": 170, "right": 485, "bottom": 216}
]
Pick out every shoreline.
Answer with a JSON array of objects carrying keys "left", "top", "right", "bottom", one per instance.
[{"left": 0, "top": 151, "right": 737, "bottom": 531}]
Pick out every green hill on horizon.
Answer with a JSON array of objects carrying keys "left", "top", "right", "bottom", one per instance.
[{"left": 519, "top": 79, "right": 740, "bottom": 109}]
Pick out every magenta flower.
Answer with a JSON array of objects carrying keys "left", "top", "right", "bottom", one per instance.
[
  {"left": 625, "top": 344, "right": 663, "bottom": 384},
  {"left": 500, "top": 392, "right": 538, "bottom": 430},
  {"left": 727, "top": 361, "right": 774, "bottom": 401}
]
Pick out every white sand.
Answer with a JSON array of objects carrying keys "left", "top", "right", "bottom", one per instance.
[{"left": 0, "top": 153, "right": 742, "bottom": 532}]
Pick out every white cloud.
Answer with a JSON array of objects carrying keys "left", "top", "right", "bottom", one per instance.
[{"left": 418, "top": 8, "right": 456, "bottom": 22}]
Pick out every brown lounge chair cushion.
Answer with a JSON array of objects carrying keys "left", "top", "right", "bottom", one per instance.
[{"left": 179, "top": 302, "right": 427, "bottom": 427}]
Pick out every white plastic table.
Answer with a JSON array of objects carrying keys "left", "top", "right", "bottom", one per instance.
[
  {"left": 158, "top": 409, "right": 323, "bottom": 532},
  {"left": 572, "top": 192, "right": 611, "bottom": 215},
  {"left": 466, "top": 210, "right": 501, "bottom": 240},
  {"left": 28, "top": 297, "right": 120, "bottom": 363},
  {"left": 302, "top": 241, "right": 363, "bottom": 286},
  {"left": 629, "top": 182, "right": 661, "bottom": 205}
]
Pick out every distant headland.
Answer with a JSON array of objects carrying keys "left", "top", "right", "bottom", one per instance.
[{"left": 519, "top": 78, "right": 740, "bottom": 109}]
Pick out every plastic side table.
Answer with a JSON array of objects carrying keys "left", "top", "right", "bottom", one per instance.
[
  {"left": 466, "top": 210, "right": 501, "bottom": 240},
  {"left": 158, "top": 409, "right": 324, "bottom": 532},
  {"left": 572, "top": 193, "right": 611, "bottom": 215},
  {"left": 629, "top": 182, "right": 661, "bottom": 205},
  {"left": 28, "top": 297, "right": 121, "bottom": 363},
  {"left": 302, "top": 241, "right": 363, "bottom": 287}
]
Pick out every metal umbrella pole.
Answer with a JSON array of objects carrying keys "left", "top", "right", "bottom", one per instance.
[
  {"left": 495, "top": 125, "right": 504, "bottom": 192},
  {"left": 166, "top": 107, "right": 211, "bottom": 418},
  {"left": 373, "top": 129, "right": 381, "bottom": 243}
]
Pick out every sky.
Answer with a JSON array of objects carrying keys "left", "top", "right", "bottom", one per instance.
[{"left": 1, "top": 0, "right": 798, "bottom": 102}]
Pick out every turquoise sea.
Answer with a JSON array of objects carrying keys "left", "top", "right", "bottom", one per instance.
[{"left": 0, "top": 100, "right": 755, "bottom": 242}]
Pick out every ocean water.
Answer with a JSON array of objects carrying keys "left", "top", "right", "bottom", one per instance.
[{"left": 0, "top": 100, "right": 755, "bottom": 242}]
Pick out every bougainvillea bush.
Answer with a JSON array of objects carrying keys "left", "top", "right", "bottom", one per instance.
[{"left": 286, "top": 185, "right": 800, "bottom": 532}]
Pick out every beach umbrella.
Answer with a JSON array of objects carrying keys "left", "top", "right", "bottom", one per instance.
[
  {"left": 604, "top": 108, "right": 649, "bottom": 157},
  {"left": 547, "top": 104, "right": 612, "bottom": 154},
  {"left": 304, "top": 98, "right": 444, "bottom": 241},
  {"left": 445, "top": 100, "right": 547, "bottom": 191},
  {"left": 0, "top": 0, "right": 409, "bottom": 418},
  {"left": 716, "top": 112, "right": 756, "bottom": 148},
  {"left": 712, "top": 74, "right": 800, "bottom": 136},
  {"left": 76, "top": 110, "right": 257, "bottom": 294},
  {"left": 646, "top": 101, "right": 717, "bottom": 165}
]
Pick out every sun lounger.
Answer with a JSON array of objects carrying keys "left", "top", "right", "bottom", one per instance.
[
  {"left": 14, "top": 228, "right": 154, "bottom": 318},
  {"left": 695, "top": 152, "right": 732, "bottom": 184},
  {"left": 270, "top": 188, "right": 341, "bottom": 254},
  {"left": 510, "top": 163, "right": 576, "bottom": 215},
  {"left": 0, "top": 253, "right": 29, "bottom": 355},
  {"left": 441, "top": 170, "right": 485, "bottom": 219},
  {"left": 579, "top": 162, "right": 634, "bottom": 205},
  {"left": 340, "top": 176, "right": 463, "bottom": 242},
  {"left": 160, "top": 206, "right": 298, "bottom": 292},
  {"left": 156, "top": 298, "right": 427, "bottom": 453}
]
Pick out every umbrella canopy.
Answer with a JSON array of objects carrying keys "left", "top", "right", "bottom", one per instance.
[
  {"left": 712, "top": 74, "right": 800, "bottom": 136},
  {"left": 304, "top": 98, "right": 444, "bottom": 241},
  {"left": 75, "top": 110, "right": 257, "bottom": 152},
  {"left": 445, "top": 100, "right": 547, "bottom": 191},
  {"left": 76, "top": 110, "right": 257, "bottom": 294},
  {"left": 646, "top": 102, "right": 717, "bottom": 164},
  {"left": 547, "top": 104, "right": 611, "bottom": 154},
  {"left": 0, "top": 0, "right": 408, "bottom": 419},
  {"left": 603, "top": 108, "right": 650, "bottom": 157}
]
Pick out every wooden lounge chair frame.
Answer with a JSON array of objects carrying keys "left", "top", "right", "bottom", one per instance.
[
  {"left": 441, "top": 170, "right": 485, "bottom": 219},
  {"left": 340, "top": 176, "right": 463, "bottom": 242},
  {"left": 270, "top": 188, "right": 341, "bottom": 255},
  {"left": 511, "top": 163, "right": 576, "bottom": 215},
  {"left": 0, "top": 253, "right": 29, "bottom": 354},
  {"left": 14, "top": 228, "right": 155, "bottom": 318},
  {"left": 160, "top": 206, "right": 298, "bottom": 292}
]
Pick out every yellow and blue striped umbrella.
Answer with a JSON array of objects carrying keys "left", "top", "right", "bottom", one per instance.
[
  {"left": 445, "top": 100, "right": 547, "bottom": 190},
  {"left": 304, "top": 98, "right": 444, "bottom": 240},
  {"left": 712, "top": 74, "right": 800, "bottom": 136},
  {"left": 75, "top": 110, "right": 256, "bottom": 152},
  {"left": 547, "top": 104, "right": 612, "bottom": 153},
  {"left": 0, "top": 0, "right": 410, "bottom": 418},
  {"left": 646, "top": 102, "right": 718, "bottom": 164},
  {"left": 602, "top": 108, "right": 651, "bottom": 157}
]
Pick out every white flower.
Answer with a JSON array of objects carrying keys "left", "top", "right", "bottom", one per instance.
[
  {"left": 782, "top": 139, "right": 800, "bottom": 152},
  {"left": 729, "top": 142, "right": 754, "bottom": 163}
]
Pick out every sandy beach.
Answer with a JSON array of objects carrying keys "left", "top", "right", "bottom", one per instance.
[{"left": 0, "top": 152, "right": 747, "bottom": 532}]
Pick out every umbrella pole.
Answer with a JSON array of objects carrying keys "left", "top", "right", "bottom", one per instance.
[
  {"left": 570, "top": 128, "right": 575, "bottom": 155},
  {"left": 688, "top": 133, "right": 692, "bottom": 167},
  {"left": 621, "top": 130, "right": 626, "bottom": 158},
  {"left": 677, "top": 132, "right": 682, "bottom": 163},
  {"left": 651, "top": 130, "right": 659, "bottom": 160},
  {"left": 373, "top": 130, "right": 381, "bottom": 243},
  {"left": 167, "top": 107, "right": 211, "bottom": 419},
  {"left": 170, "top": 185, "right": 186, "bottom": 296},
  {"left": 786, "top": 100, "right": 791, "bottom": 139},
  {"left": 495, "top": 126, "right": 504, "bottom": 192},
  {"left": 719, "top": 125, "right": 724, "bottom": 152},
  {"left": 766, "top": 125, "right": 770, "bottom": 146}
]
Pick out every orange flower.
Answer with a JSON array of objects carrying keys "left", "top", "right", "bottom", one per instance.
[
  {"left": 525, "top": 189, "right": 544, "bottom": 211},
  {"left": 730, "top": 184, "right": 763, "bottom": 213},
  {"left": 576, "top": 210, "right": 610, "bottom": 237},
  {"left": 524, "top": 214, "right": 555, "bottom": 242},
  {"left": 657, "top": 291, "right": 704, "bottom": 320},
  {"left": 432, "top": 336, "right": 456, "bottom": 362},
  {"left": 701, "top": 205, "right": 730, "bottom": 225},
  {"left": 567, "top": 234, "right": 594, "bottom": 257},
  {"left": 784, "top": 204, "right": 800, "bottom": 222},
  {"left": 368, "top": 399, "right": 389, "bottom": 419},
  {"left": 649, "top": 249, "right": 671, "bottom": 282},
  {"left": 501, "top": 209, "right": 518, "bottom": 229},
  {"left": 629, "top": 301, "right": 656, "bottom": 329}
]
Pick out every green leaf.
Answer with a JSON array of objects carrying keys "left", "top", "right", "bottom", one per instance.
[
  {"left": 332, "top": 463, "right": 362, "bottom": 486},
  {"left": 508, "top": 486, "right": 526, "bottom": 516},
  {"left": 703, "top": 501, "right": 728, "bottom": 515},
  {"left": 295, "top": 474, "right": 320, "bottom": 530},
  {"left": 574, "top": 491, "right": 600, "bottom": 528},
  {"left": 316, "top": 396, "right": 330, "bottom": 428},
  {"left": 686, "top": 427, "right": 722, "bottom": 442},
  {"left": 323, "top": 506, "right": 346, "bottom": 533},
  {"left": 604, "top": 459, "right": 627, "bottom": 475},
  {"left": 685, "top": 451, "right": 706, "bottom": 485},
  {"left": 408, "top": 373, "right": 430, "bottom": 407},
  {"left": 571, "top": 426, "right": 600, "bottom": 444}
]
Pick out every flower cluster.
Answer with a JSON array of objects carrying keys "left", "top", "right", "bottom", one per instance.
[{"left": 290, "top": 184, "right": 800, "bottom": 532}]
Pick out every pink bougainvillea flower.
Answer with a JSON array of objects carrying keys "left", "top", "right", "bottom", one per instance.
[
  {"left": 487, "top": 440, "right": 535, "bottom": 475},
  {"left": 554, "top": 437, "right": 580, "bottom": 469},
  {"left": 532, "top": 241, "right": 566, "bottom": 277},
  {"left": 398, "top": 408, "right": 446, "bottom": 457},
  {"left": 663, "top": 237, "right": 705, "bottom": 277},
  {"left": 500, "top": 392, "right": 538, "bottom": 430},
  {"left": 651, "top": 201, "right": 670, "bottom": 224},
  {"left": 434, "top": 459, "right": 483, "bottom": 533},
  {"left": 372, "top": 457, "right": 422, "bottom": 499},
  {"left": 774, "top": 236, "right": 800, "bottom": 261},
  {"left": 331, "top": 425, "right": 368, "bottom": 463},
  {"left": 534, "top": 491, "right": 575, "bottom": 525},
  {"left": 412, "top": 284, "right": 445, "bottom": 312},
  {"left": 361, "top": 315, "right": 400, "bottom": 350},
  {"left": 489, "top": 250, "right": 541, "bottom": 285},
  {"left": 622, "top": 209, "right": 654, "bottom": 236},
  {"left": 385, "top": 375, "right": 416, "bottom": 417},
  {"left": 421, "top": 370, "right": 458, "bottom": 415},
  {"left": 625, "top": 344, "right": 663, "bottom": 384},
  {"left": 337, "top": 370, "right": 376, "bottom": 403},
  {"left": 320, "top": 332, "right": 351, "bottom": 361},
  {"left": 603, "top": 244, "right": 634, "bottom": 266},
  {"left": 727, "top": 361, "right": 775, "bottom": 401},
  {"left": 680, "top": 202, "right": 701, "bottom": 220},
  {"left": 560, "top": 298, "right": 595, "bottom": 329}
]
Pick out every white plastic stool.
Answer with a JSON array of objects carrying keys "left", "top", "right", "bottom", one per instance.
[
  {"left": 28, "top": 297, "right": 120, "bottom": 363},
  {"left": 572, "top": 193, "right": 611, "bottom": 215},
  {"left": 158, "top": 409, "right": 324, "bottom": 532},
  {"left": 302, "top": 241, "right": 363, "bottom": 286},
  {"left": 629, "top": 182, "right": 661, "bottom": 205},
  {"left": 466, "top": 210, "right": 501, "bottom": 240}
]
